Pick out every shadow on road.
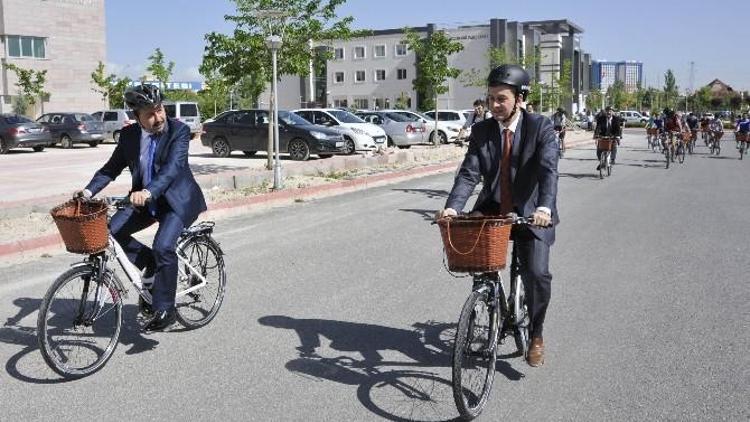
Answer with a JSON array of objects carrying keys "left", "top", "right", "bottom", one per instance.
[
  {"left": 399, "top": 209, "right": 437, "bottom": 221},
  {"left": 558, "top": 172, "right": 601, "bottom": 180},
  {"left": 259, "top": 316, "right": 524, "bottom": 422},
  {"left": 392, "top": 188, "right": 450, "bottom": 199},
  {"left": 1, "top": 297, "right": 159, "bottom": 384}
]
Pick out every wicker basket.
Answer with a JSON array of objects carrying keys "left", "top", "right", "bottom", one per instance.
[
  {"left": 437, "top": 216, "right": 513, "bottom": 272},
  {"left": 50, "top": 199, "right": 109, "bottom": 254},
  {"left": 735, "top": 132, "right": 748, "bottom": 142},
  {"left": 597, "top": 138, "right": 616, "bottom": 151},
  {"left": 646, "top": 128, "right": 658, "bottom": 135}
]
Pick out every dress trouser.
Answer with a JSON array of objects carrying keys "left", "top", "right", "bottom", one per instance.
[
  {"left": 109, "top": 205, "right": 185, "bottom": 311},
  {"left": 513, "top": 227, "right": 552, "bottom": 338}
]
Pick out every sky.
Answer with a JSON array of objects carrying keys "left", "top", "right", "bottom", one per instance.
[{"left": 107, "top": 0, "right": 750, "bottom": 91}]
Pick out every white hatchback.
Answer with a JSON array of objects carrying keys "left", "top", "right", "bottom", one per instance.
[{"left": 293, "top": 108, "right": 387, "bottom": 154}]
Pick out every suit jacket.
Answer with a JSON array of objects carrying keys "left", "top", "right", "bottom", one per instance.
[
  {"left": 85, "top": 118, "right": 207, "bottom": 225},
  {"left": 595, "top": 114, "right": 623, "bottom": 138},
  {"left": 445, "top": 110, "right": 559, "bottom": 245}
]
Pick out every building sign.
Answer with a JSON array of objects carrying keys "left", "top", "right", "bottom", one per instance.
[{"left": 128, "top": 81, "right": 204, "bottom": 91}]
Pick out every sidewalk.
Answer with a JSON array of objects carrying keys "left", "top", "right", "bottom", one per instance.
[{"left": 0, "top": 130, "right": 594, "bottom": 265}]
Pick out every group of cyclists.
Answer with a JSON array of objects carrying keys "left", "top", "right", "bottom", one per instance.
[{"left": 643, "top": 108, "right": 750, "bottom": 160}]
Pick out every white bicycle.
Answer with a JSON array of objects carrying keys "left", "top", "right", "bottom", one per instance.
[{"left": 37, "top": 196, "right": 226, "bottom": 378}]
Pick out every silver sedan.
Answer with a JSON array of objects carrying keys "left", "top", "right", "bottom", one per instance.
[{"left": 355, "top": 111, "right": 426, "bottom": 149}]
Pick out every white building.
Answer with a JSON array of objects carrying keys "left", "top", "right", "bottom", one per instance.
[{"left": 0, "top": 0, "right": 106, "bottom": 116}]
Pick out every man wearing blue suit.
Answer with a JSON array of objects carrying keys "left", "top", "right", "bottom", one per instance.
[
  {"left": 436, "top": 65, "right": 559, "bottom": 367},
  {"left": 77, "top": 84, "right": 207, "bottom": 332}
]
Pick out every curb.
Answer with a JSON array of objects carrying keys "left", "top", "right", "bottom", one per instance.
[{"left": 0, "top": 161, "right": 460, "bottom": 263}]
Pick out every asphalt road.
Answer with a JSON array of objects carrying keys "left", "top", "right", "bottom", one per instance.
[{"left": 0, "top": 132, "right": 748, "bottom": 421}]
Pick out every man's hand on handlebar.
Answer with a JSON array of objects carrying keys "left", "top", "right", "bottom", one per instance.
[
  {"left": 129, "top": 189, "right": 152, "bottom": 207},
  {"left": 73, "top": 189, "right": 91, "bottom": 200},
  {"left": 531, "top": 210, "right": 552, "bottom": 227},
  {"left": 434, "top": 208, "right": 458, "bottom": 221}
]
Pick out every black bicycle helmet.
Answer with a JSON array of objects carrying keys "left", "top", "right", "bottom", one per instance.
[
  {"left": 124, "top": 84, "right": 164, "bottom": 110},
  {"left": 487, "top": 64, "right": 531, "bottom": 98}
]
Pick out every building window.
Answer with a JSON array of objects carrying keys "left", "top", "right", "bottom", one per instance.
[
  {"left": 395, "top": 43, "right": 407, "bottom": 56},
  {"left": 6, "top": 36, "right": 46, "bottom": 58},
  {"left": 374, "top": 69, "right": 386, "bottom": 81},
  {"left": 374, "top": 44, "right": 386, "bottom": 58},
  {"left": 354, "top": 98, "right": 369, "bottom": 109},
  {"left": 353, "top": 46, "right": 366, "bottom": 59},
  {"left": 334, "top": 48, "right": 344, "bottom": 60},
  {"left": 334, "top": 72, "right": 345, "bottom": 84},
  {"left": 354, "top": 70, "right": 366, "bottom": 83},
  {"left": 333, "top": 98, "right": 348, "bottom": 108},
  {"left": 397, "top": 68, "right": 407, "bottom": 80}
]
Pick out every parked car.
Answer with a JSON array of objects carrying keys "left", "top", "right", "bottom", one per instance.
[
  {"left": 0, "top": 114, "right": 53, "bottom": 154},
  {"left": 163, "top": 101, "right": 201, "bottom": 136},
  {"left": 36, "top": 112, "right": 105, "bottom": 148},
  {"left": 385, "top": 110, "right": 463, "bottom": 144},
  {"left": 619, "top": 110, "right": 648, "bottom": 125},
  {"left": 355, "top": 111, "right": 425, "bottom": 148},
  {"left": 293, "top": 108, "right": 387, "bottom": 154},
  {"left": 201, "top": 109, "right": 346, "bottom": 160},
  {"left": 91, "top": 109, "right": 136, "bottom": 143}
]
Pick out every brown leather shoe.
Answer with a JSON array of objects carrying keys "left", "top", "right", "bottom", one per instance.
[{"left": 527, "top": 337, "right": 545, "bottom": 367}]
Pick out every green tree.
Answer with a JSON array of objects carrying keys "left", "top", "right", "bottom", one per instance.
[
  {"left": 607, "top": 80, "right": 627, "bottom": 110},
  {"left": 403, "top": 28, "right": 463, "bottom": 112},
  {"left": 394, "top": 92, "right": 410, "bottom": 109},
  {"left": 728, "top": 94, "right": 742, "bottom": 112},
  {"left": 146, "top": 48, "right": 175, "bottom": 89},
  {"left": 586, "top": 90, "right": 603, "bottom": 112},
  {"left": 90, "top": 61, "right": 132, "bottom": 108},
  {"left": 663, "top": 69, "right": 679, "bottom": 108},
  {"left": 556, "top": 59, "right": 573, "bottom": 109},
  {"left": 3, "top": 63, "right": 49, "bottom": 116},
  {"left": 202, "top": 0, "right": 360, "bottom": 167},
  {"left": 460, "top": 47, "right": 513, "bottom": 88},
  {"left": 691, "top": 86, "right": 712, "bottom": 112}
]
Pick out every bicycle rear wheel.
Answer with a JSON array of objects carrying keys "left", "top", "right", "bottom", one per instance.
[
  {"left": 174, "top": 236, "right": 226, "bottom": 329},
  {"left": 678, "top": 145, "right": 685, "bottom": 163},
  {"left": 37, "top": 265, "right": 122, "bottom": 379},
  {"left": 452, "top": 287, "right": 498, "bottom": 420}
]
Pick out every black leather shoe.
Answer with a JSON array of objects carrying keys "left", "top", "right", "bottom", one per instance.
[{"left": 142, "top": 308, "right": 176, "bottom": 332}]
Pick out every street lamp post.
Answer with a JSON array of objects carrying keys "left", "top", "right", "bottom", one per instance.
[{"left": 266, "top": 35, "right": 283, "bottom": 190}]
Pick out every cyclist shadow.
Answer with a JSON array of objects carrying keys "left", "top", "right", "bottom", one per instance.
[
  {"left": 0, "top": 297, "right": 159, "bottom": 384},
  {"left": 259, "top": 316, "right": 524, "bottom": 422}
]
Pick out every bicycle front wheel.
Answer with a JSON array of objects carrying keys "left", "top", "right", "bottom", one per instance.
[
  {"left": 37, "top": 265, "right": 122, "bottom": 379},
  {"left": 452, "top": 288, "right": 498, "bottom": 420},
  {"left": 512, "top": 275, "right": 530, "bottom": 358},
  {"left": 174, "top": 236, "right": 226, "bottom": 329}
]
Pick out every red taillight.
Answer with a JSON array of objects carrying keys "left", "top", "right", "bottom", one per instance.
[
  {"left": 9, "top": 127, "right": 26, "bottom": 136},
  {"left": 406, "top": 124, "right": 415, "bottom": 133}
]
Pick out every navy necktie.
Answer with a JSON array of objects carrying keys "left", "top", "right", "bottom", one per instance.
[{"left": 144, "top": 134, "right": 159, "bottom": 216}]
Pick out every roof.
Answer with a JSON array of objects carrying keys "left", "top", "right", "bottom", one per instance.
[{"left": 523, "top": 19, "right": 584, "bottom": 34}]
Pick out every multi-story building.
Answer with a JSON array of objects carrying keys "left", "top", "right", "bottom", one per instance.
[
  {"left": 267, "top": 18, "right": 591, "bottom": 114},
  {"left": 591, "top": 60, "right": 643, "bottom": 93},
  {"left": 0, "top": 0, "right": 106, "bottom": 116}
]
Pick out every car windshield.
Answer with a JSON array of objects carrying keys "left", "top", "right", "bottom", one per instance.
[
  {"left": 279, "top": 111, "right": 311, "bottom": 126},
  {"left": 4, "top": 115, "right": 33, "bottom": 124},
  {"left": 74, "top": 113, "right": 94, "bottom": 121},
  {"left": 328, "top": 110, "right": 365, "bottom": 123},
  {"left": 416, "top": 112, "right": 434, "bottom": 121}
]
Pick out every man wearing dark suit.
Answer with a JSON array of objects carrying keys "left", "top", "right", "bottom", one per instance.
[
  {"left": 77, "top": 84, "right": 207, "bottom": 332},
  {"left": 595, "top": 106, "right": 622, "bottom": 168},
  {"left": 436, "top": 64, "right": 559, "bottom": 367}
]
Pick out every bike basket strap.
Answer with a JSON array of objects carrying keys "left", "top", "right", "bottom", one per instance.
[
  {"left": 50, "top": 198, "right": 109, "bottom": 254},
  {"left": 597, "top": 138, "right": 616, "bottom": 151},
  {"left": 437, "top": 216, "right": 513, "bottom": 273}
]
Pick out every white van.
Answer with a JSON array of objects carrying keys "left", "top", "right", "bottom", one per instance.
[{"left": 163, "top": 102, "right": 201, "bottom": 136}]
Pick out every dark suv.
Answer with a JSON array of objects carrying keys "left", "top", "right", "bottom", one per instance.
[
  {"left": 0, "top": 114, "right": 53, "bottom": 154},
  {"left": 36, "top": 112, "right": 105, "bottom": 148},
  {"left": 201, "top": 109, "right": 346, "bottom": 160}
]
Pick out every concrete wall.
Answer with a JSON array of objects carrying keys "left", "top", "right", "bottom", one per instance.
[{"left": 0, "top": 0, "right": 106, "bottom": 116}]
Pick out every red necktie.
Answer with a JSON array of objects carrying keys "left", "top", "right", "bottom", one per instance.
[{"left": 500, "top": 128, "right": 513, "bottom": 215}]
